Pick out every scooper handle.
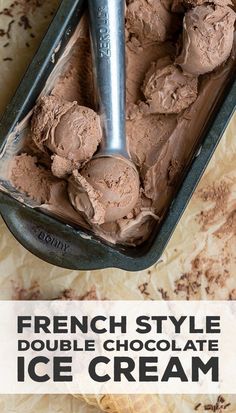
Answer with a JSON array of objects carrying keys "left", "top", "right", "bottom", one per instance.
[{"left": 88, "top": 0, "right": 127, "bottom": 158}]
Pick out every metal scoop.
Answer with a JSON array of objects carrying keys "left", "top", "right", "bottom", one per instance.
[
  {"left": 82, "top": 0, "right": 140, "bottom": 224},
  {"left": 88, "top": 0, "right": 131, "bottom": 161}
]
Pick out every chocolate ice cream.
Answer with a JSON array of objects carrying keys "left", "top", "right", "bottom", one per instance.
[
  {"left": 7, "top": 0, "right": 236, "bottom": 246},
  {"left": 126, "top": 0, "right": 176, "bottom": 44},
  {"left": 142, "top": 57, "right": 198, "bottom": 114},
  {"left": 176, "top": 3, "right": 236, "bottom": 75},
  {"left": 68, "top": 158, "right": 140, "bottom": 224},
  {"left": 31, "top": 96, "right": 102, "bottom": 177},
  {"left": 127, "top": 110, "right": 177, "bottom": 171},
  {"left": 10, "top": 153, "right": 66, "bottom": 204}
]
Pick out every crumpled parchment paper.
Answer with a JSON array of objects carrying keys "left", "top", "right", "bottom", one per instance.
[{"left": 0, "top": 1, "right": 235, "bottom": 412}]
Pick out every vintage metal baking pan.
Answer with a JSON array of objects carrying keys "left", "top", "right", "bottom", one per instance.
[{"left": 0, "top": 0, "right": 235, "bottom": 271}]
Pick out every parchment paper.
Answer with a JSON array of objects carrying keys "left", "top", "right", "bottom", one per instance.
[{"left": 0, "top": 1, "right": 235, "bottom": 411}]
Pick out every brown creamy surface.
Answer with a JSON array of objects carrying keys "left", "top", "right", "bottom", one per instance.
[
  {"left": 69, "top": 158, "right": 140, "bottom": 224},
  {"left": 176, "top": 3, "right": 236, "bottom": 75},
  {"left": 142, "top": 56, "right": 198, "bottom": 114},
  {"left": 31, "top": 95, "right": 102, "bottom": 178},
  {"left": 1, "top": 1, "right": 236, "bottom": 413},
  {"left": 8, "top": 0, "right": 236, "bottom": 246}
]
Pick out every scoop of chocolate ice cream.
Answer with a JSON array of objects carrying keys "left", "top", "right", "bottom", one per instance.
[
  {"left": 142, "top": 58, "right": 198, "bottom": 114},
  {"left": 68, "top": 157, "right": 140, "bottom": 224},
  {"left": 126, "top": 0, "right": 176, "bottom": 44},
  {"left": 31, "top": 96, "right": 102, "bottom": 177},
  {"left": 9, "top": 153, "right": 66, "bottom": 204},
  {"left": 176, "top": 4, "right": 236, "bottom": 75}
]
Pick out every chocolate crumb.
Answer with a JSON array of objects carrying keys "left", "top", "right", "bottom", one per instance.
[
  {"left": 0, "top": 7, "right": 13, "bottom": 17},
  {"left": 3, "top": 42, "right": 10, "bottom": 47},
  {"left": 0, "top": 0, "right": 57, "bottom": 45},
  {"left": 214, "top": 209, "right": 236, "bottom": 239},
  {"left": 158, "top": 288, "right": 170, "bottom": 300},
  {"left": 3, "top": 57, "right": 13, "bottom": 61},
  {"left": 174, "top": 272, "right": 201, "bottom": 300},
  {"left": 229, "top": 289, "right": 236, "bottom": 300},
  {"left": 80, "top": 286, "right": 98, "bottom": 301},
  {"left": 138, "top": 282, "right": 150, "bottom": 296},
  {"left": 194, "top": 396, "right": 232, "bottom": 412},
  {"left": 11, "top": 281, "right": 41, "bottom": 300},
  {"left": 19, "top": 15, "right": 32, "bottom": 30},
  {"left": 197, "top": 181, "right": 231, "bottom": 231},
  {"left": 174, "top": 238, "right": 233, "bottom": 300},
  {"left": 6, "top": 19, "right": 15, "bottom": 38},
  {"left": 56, "top": 288, "right": 79, "bottom": 301},
  {"left": 57, "top": 286, "right": 99, "bottom": 301}
]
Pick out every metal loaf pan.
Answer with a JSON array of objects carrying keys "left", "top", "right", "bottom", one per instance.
[{"left": 0, "top": 0, "right": 235, "bottom": 271}]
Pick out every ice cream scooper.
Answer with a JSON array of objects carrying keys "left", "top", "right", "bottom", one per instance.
[
  {"left": 89, "top": 0, "right": 127, "bottom": 159},
  {"left": 76, "top": 0, "right": 140, "bottom": 223}
]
